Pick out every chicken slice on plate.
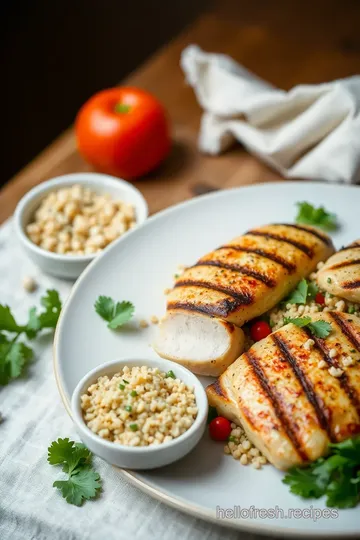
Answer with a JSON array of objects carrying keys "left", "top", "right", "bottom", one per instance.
[
  {"left": 317, "top": 240, "right": 360, "bottom": 303},
  {"left": 154, "top": 224, "right": 334, "bottom": 375},
  {"left": 207, "top": 311, "right": 360, "bottom": 470}
]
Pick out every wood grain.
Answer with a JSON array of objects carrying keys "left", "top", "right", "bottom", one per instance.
[{"left": 1, "top": 0, "right": 360, "bottom": 223}]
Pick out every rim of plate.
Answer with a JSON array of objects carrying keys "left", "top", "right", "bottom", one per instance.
[{"left": 53, "top": 181, "right": 360, "bottom": 538}]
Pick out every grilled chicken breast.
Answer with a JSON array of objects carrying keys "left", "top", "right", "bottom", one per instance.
[
  {"left": 153, "top": 310, "right": 245, "bottom": 376},
  {"left": 317, "top": 240, "right": 360, "bottom": 303},
  {"left": 155, "top": 224, "right": 334, "bottom": 375},
  {"left": 167, "top": 224, "right": 334, "bottom": 326},
  {"left": 207, "top": 312, "right": 360, "bottom": 470}
]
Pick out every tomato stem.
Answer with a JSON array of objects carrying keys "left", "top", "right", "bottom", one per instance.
[{"left": 114, "top": 102, "right": 131, "bottom": 114}]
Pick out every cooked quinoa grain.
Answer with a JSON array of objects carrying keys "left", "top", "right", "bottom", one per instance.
[
  {"left": 26, "top": 184, "right": 136, "bottom": 255},
  {"left": 224, "top": 423, "right": 267, "bottom": 468},
  {"left": 81, "top": 366, "right": 198, "bottom": 446}
]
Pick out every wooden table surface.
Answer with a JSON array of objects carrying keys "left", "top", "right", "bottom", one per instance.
[{"left": 2, "top": 0, "right": 360, "bottom": 224}]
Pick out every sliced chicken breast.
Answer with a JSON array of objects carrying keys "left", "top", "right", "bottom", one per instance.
[
  {"left": 317, "top": 240, "right": 360, "bottom": 303},
  {"left": 207, "top": 312, "right": 360, "bottom": 470},
  {"left": 153, "top": 310, "right": 245, "bottom": 376},
  {"left": 167, "top": 224, "right": 334, "bottom": 326}
]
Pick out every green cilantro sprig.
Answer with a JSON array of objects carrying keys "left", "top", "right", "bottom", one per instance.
[
  {"left": 94, "top": 296, "right": 134, "bottom": 329},
  {"left": 48, "top": 438, "right": 101, "bottom": 506},
  {"left": 0, "top": 290, "right": 62, "bottom": 385},
  {"left": 283, "top": 279, "right": 318, "bottom": 306},
  {"left": 283, "top": 316, "right": 332, "bottom": 338},
  {"left": 295, "top": 202, "right": 338, "bottom": 231},
  {"left": 283, "top": 437, "right": 360, "bottom": 508}
]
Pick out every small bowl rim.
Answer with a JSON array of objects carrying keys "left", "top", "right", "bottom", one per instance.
[
  {"left": 13, "top": 172, "right": 149, "bottom": 262},
  {"left": 71, "top": 357, "right": 208, "bottom": 454}
]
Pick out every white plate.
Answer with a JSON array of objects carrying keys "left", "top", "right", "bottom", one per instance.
[{"left": 54, "top": 182, "right": 360, "bottom": 538}]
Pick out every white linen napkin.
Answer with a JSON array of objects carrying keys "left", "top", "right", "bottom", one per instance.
[{"left": 181, "top": 45, "right": 360, "bottom": 184}]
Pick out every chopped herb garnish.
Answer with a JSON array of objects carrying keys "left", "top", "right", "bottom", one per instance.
[
  {"left": 119, "top": 384, "right": 125, "bottom": 390},
  {"left": 123, "top": 379, "right": 129, "bottom": 384},
  {"left": 283, "top": 279, "right": 318, "bottom": 305},
  {"left": 351, "top": 349, "right": 356, "bottom": 354},
  {"left": 283, "top": 316, "right": 332, "bottom": 338},
  {"left": 125, "top": 405, "right": 132, "bottom": 412},
  {"left": 130, "top": 390, "right": 137, "bottom": 397},
  {"left": 174, "top": 274, "right": 180, "bottom": 279},
  {"left": 228, "top": 435, "right": 237, "bottom": 442},
  {"left": 348, "top": 306, "right": 356, "bottom": 314},
  {"left": 295, "top": 202, "right": 338, "bottom": 230},
  {"left": 283, "top": 436, "right": 360, "bottom": 508},
  {"left": 94, "top": 296, "right": 134, "bottom": 329},
  {"left": 165, "top": 370, "right": 176, "bottom": 379},
  {"left": 129, "top": 423, "right": 138, "bottom": 431},
  {"left": 327, "top": 277, "right": 332, "bottom": 284}
]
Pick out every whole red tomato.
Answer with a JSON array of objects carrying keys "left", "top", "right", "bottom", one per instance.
[{"left": 75, "top": 87, "right": 170, "bottom": 179}]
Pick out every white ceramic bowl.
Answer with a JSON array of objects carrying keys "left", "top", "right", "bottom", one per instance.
[
  {"left": 14, "top": 173, "right": 148, "bottom": 279},
  {"left": 71, "top": 357, "right": 208, "bottom": 470}
]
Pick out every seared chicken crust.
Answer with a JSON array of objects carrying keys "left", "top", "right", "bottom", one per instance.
[
  {"left": 317, "top": 240, "right": 360, "bottom": 303},
  {"left": 167, "top": 224, "right": 335, "bottom": 326},
  {"left": 207, "top": 312, "right": 360, "bottom": 470}
]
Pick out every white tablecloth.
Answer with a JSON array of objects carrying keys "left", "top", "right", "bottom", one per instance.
[{"left": 0, "top": 219, "right": 263, "bottom": 540}]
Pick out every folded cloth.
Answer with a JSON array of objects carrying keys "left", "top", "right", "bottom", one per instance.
[{"left": 181, "top": 45, "right": 360, "bottom": 184}]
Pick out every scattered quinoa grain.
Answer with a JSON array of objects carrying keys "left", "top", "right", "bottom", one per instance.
[
  {"left": 318, "top": 360, "right": 328, "bottom": 369},
  {"left": 139, "top": 319, "right": 149, "bottom": 329},
  {"left": 22, "top": 276, "right": 38, "bottom": 293},
  {"left": 150, "top": 315, "right": 159, "bottom": 324}
]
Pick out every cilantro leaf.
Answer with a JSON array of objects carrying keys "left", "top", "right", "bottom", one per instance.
[
  {"left": 38, "top": 290, "right": 62, "bottom": 328},
  {"left": 283, "top": 435, "right": 360, "bottom": 508},
  {"left": 0, "top": 305, "right": 24, "bottom": 333},
  {"left": 48, "top": 438, "right": 101, "bottom": 506},
  {"left": 53, "top": 466, "right": 101, "bottom": 506},
  {"left": 284, "top": 279, "right": 308, "bottom": 305},
  {"left": 283, "top": 316, "right": 332, "bottom": 338},
  {"left": 283, "top": 463, "right": 325, "bottom": 499},
  {"left": 94, "top": 296, "right": 115, "bottom": 322},
  {"left": 95, "top": 296, "right": 134, "bottom": 329},
  {"left": 307, "top": 320, "right": 332, "bottom": 338},
  {"left": 284, "top": 279, "right": 319, "bottom": 306},
  {"left": 295, "top": 202, "right": 338, "bottom": 231},
  {"left": 0, "top": 290, "right": 62, "bottom": 386},
  {"left": 0, "top": 341, "right": 33, "bottom": 385},
  {"left": 283, "top": 316, "right": 312, "bottom": 327}
]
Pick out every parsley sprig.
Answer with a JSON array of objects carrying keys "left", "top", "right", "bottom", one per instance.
[
  {"left": 0, "top": 290, "right": 62, "bottom": 385},
  {"left": 283, "top": 279, "right": 318, "bottom": 306},
  {"left": 295, "top": 202, "right": 338, "bottom": 231},
  {"left": 283, "top": 437, "right": 360, "bottom": 508},
  {"left": 283, "top": 316, "right": 332, "bottom": 338},
  {"left": 48, "top": 438, "right": 101, "bottom": 506},
  {"left": 94, "top": 296, "right": 134, "bottom": 329}
]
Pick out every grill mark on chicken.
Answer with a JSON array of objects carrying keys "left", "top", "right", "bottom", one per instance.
[
  {"left": 167, "top": 298, "right": 241, "bottom": 318},
  {"left": 193, "top": 261, "right": 276, "bottom": 287},
  {"left": 245, "top": 350, "right": 308, "bottom": 461},
  {"left": 342, "top": 280, "right": 360, "bottom": 290},
  {"left": 306, "top": 329, "right": 360, "bottom": 422},
  {"left": 217, "top": 246, "right": 296, "bottom": 273},
  {"left": 338, "top": 242, "right": 360, "bottom": 252},
  {"left": 277, "top": 223, "right": 333, "bottom": 247},
  {"left": 330, "top": 312, "right": 360, "bottom": 351},
  {"left": 246, "top": 231, "right": 314, "bottom": 258},
  {"left": 272, "top": 334, "right": 333, "bottom": 439},
  {"left": 328, "top": 258, "right": 360, "bottom": 270},
  {"left": 174, "top": 279, "right": 253, "bottom": 304}
]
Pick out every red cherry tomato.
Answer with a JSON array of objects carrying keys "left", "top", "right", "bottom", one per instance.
[
  {"left": 315, "top": 292, "right": 325, "bottom": 305},
  {"left": 250, "top": 320, "right": 272, "bottom": 342},
  {"left": 209, "top": 416, "right": 232, "bottom": 441}
]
